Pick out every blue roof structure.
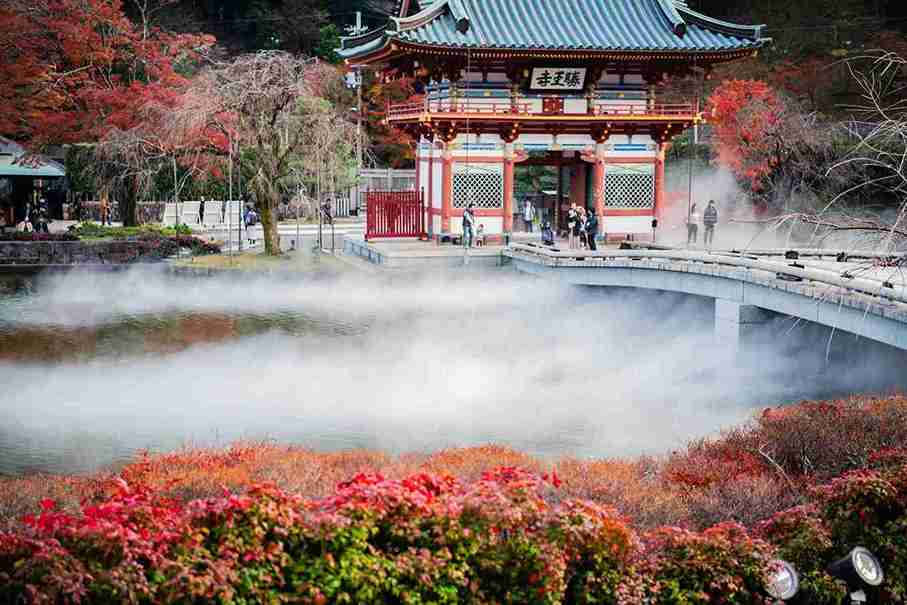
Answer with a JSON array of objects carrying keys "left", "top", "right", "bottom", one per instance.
[
  {"left": 0, "top": 139, "right": 65, "bottom": 179},
  {"left": 340, "top": 0, "right": 768, "bottom": 62}
]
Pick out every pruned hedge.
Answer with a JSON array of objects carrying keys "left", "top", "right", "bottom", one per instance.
[{"left": 4, "top": 459, "right": 907, "bottom": 604}]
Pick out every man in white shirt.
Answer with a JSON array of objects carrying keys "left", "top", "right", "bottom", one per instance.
[{"left": 522, "top": 199, "right": 535, "bottom": 232}]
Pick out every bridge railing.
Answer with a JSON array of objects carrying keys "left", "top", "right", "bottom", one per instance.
[{"left": 506, "top": 244, "right": 907, "bottom": 306}]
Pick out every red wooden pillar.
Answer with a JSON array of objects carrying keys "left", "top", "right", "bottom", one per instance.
[
  {"left": 654, "top": 142, "right": 666, "bottom": 224},
  {"left": 503, "top": 143, "right": 515, "bottom": 234},
  {"left": 592, "top": 143, "right": 606, "bottom": 235},
  {"left": 441, "top": 146, "right": 453, "bottom": 234},
  {"left": 427, "top": 147, "right": 434, "bottom": 235},
  {"left": 570, "top": 164, "right": 587, "bottom": 208}
]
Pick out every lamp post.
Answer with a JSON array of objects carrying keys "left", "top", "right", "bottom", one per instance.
[{"left": 345, "top": 12, "right": 367, "bottom": 215}]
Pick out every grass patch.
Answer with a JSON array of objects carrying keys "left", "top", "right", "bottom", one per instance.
[{"left": 69, "top": 222, "right": 192, "bottom": 240}]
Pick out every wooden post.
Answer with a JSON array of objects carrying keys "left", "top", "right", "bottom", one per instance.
[
  {"left": 556, "top": 162, "right": 564, "bottom": 234},
  {"left": 441, "top": 145, "right": 453, "bottom": 234},
  {"left": 593, "top": 142, "right": 606, "bottom": 236},
  {"left": 503, "top": 143, "right": 515, "bottom": 234},
  {"left": 427, "top": 145, "right": 434, "bottom": 236},
  {"left": 655, "top": 142, "right": 666, "bottom": 224}
]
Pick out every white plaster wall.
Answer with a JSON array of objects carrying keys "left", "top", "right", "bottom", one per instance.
[
  {"left": 517, "top": 133, "right": 594, "bottom": 149},
  {"left": 431, "top": 157, "right": 443, "bottom": 209},
  {"left": 564, "top": 98, "right": 588, "bottom": 114},
  {"left": 432, "top": 215, "right": 441, "bottom": 235},
  {"left": 603, "top": 215, "right": 654, "bottom": 235},
  {"left": 450, "top": 216, "right": 504, "bottom": 235}
]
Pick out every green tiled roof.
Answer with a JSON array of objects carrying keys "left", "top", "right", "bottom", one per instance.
[
  {"left": 0, "top": 155, "right": 65, "bottom": 178},
  {"left": 340, "top": 0, "right": 767, "bottom": 60}
]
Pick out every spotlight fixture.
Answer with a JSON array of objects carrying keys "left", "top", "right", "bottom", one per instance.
[
  {"left": 827, "top": 547, "right": 884, "bottom": 603},
  {"left": 765, "top": 559, "right": 799, "bottom": 602}
]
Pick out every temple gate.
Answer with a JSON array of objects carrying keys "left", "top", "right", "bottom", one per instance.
[{"left": 340, "top": 0, "right": 768, "bottom": 242}]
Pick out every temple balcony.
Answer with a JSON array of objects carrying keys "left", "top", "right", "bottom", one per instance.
[{"left": 387, "top": 97, "right": 699, "bottom": 137}]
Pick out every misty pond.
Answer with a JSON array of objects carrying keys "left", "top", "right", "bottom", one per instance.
[{"left": 1, "top": 267, "right": 906, "bottom": 476}]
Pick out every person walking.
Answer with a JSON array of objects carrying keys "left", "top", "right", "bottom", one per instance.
[
  {"left": 687, "top": 203, "right": 700, "bottom": 246},
  {"left": 703, "top": 200, "right": 718, "bottom": 248},
  {"left": 585, "top": 210, "right": 598, "bottom": 251},
  {"left": 462, "top": 203, "right": 476, "bottom": 249},
  {"left": 522, "top": 199, "right": 535, "bottom": 233},
  {"left": 566, "top": 203, "right": 579, "bottom": 249}
]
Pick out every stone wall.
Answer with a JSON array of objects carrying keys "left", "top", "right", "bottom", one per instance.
[{"left": 0, "top": 241, "right": 164, "bottom": 266}]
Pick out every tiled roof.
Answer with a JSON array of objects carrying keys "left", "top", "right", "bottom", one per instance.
[{"left": 340, "top": 0, "right": 767, "bottom": 60}]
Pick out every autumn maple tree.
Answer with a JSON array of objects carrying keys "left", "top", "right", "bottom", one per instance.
[
  {"left": 707, "top": 80, "right": 792, "bottom": 193},
  {"left": 0, "top": 0, "right": 213, "bottom": 146},
  {"left": 0, "top": 0, "right": 214, "bottom": 223}
]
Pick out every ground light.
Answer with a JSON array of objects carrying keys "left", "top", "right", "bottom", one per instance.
[
  {"left": 765, "top": 559, "right": 799, "bottom": 602},
  {"left": 827, "top": 547, "right": 885, "bottom": 604}
]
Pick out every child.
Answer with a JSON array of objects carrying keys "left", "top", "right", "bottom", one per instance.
[
  {"left": 541, "top": 221, "right": 555, "bottom": 246},
  {"left": 475, "top": 224, "right": 486, "bottom": 247}
]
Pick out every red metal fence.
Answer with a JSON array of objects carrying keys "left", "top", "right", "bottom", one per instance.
[{"left": 365, "top": 191, "right": 425, "bottom": 240}]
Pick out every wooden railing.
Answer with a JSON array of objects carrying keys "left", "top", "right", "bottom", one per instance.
[
  {"left": 366, "top": 191, "right": 425, "bottom": 240},
  {"left": 387, "top": 99, "right": 696, "bottom": 119},
  {"left": 594, "top": 103, "right": 695, "bottom": 117},
  {"left": 388, "top": 101, "right": 532, "bottom": 118}
]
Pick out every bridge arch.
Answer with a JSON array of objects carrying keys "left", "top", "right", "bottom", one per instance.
[{"left": 507, "top": 247, "right": 907, "bottom": 352}]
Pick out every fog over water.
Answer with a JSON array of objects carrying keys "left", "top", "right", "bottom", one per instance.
[{"left": 1, "top": 267, "right": 905, "bottom": 476}]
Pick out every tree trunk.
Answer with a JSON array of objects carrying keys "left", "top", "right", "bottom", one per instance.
[
  {"left": 255, "top": 188, "right": 281, "bottom": 255},
  {"left": 119, "top": 176, "right": 138, "bottom": 227}
]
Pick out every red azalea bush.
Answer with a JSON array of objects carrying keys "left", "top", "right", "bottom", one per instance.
[
  {"left": 0, "top": 469, "right": 647, "bottom": 604},
  {"left": 3, "top": 396, "right": 907, "bottom": 603},
  {"left": 617, "top": 523, "right": 776, "bottom": 604}
]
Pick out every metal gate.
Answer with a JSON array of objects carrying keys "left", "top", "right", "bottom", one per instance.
[{"left": 365, "top": 191, "right": 425, "bottom": 240}]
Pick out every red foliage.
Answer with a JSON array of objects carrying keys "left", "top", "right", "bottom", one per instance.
[
  {"left": 365, "top": 77, "right": 419, "bottom": 167},
  {"left": 707, "top": 80, "right": 786, "bottom": 191},
  {"left": 0, "top": 0, "right": 214, "bottom": 147}
]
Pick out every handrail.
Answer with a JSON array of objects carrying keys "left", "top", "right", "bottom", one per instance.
[
  {"left": 428, "top": 102, "right": 534, "bottom": 115},
  {"left": 506, "top": 244, "right": 907, "bottom": 306},
  {"left": 387, "top": 100, "right": 697, "bottom": 119},
  {"left": 594, "top": 103, "right": 695, "bottom": 116}
]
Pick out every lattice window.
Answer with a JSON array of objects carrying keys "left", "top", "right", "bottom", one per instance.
[
  {"left": 604, "top": 164, "right": 654, "bottom": 209},
  {"left": 453, "top": 163, "right": 503, "bottom": 209}
]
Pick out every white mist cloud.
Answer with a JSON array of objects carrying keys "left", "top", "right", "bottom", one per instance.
[{"left": 0, "top": 268, "right": 904, "bottom": 475}]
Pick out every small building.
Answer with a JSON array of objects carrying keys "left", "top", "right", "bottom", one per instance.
[
  {"left": 0, "top": 138, "right": 67, "bottom": 226},
  {"left": 340, "top": 0, "right": 767, "bottom": 241}
]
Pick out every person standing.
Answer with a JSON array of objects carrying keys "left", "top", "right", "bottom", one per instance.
[
  {"left": 577, "top": 207, "right": 588, "bottom": 249},
  {"left": 462, "top": 203, "right": 476, "bottom": 248},
  {"left": 566, "top": 203, "right": 579, "bottom": 249},
  {"left": 585, "top": 210, "right": 598, "bottom": 251},
  {"left": 522, "top": 199, "right": 535, "bottom": 233},
  {"left": 541, "top": 221, "right": 554, "bottom": 246},
  {"left": 687, "top": 203, "right": 700, "bottom": 246},
  {"left": 100, "top": 189, "right": 112, "bottom": 226},
  {"left": 703, "top": 200, "right": 718, "bottom": 248}
]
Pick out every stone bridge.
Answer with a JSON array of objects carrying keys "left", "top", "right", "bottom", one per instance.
[{"left": 505, "top": 244, "right": 907, "bottom": 352}]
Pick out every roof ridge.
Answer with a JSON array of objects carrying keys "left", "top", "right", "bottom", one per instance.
[
  {"left": 392, "top": 0, "right": 451, "bottom": 32},
  {"left": 654, "top": 0, "right": 688, "bottom": 38},
  {"left": 675, "top": 4, "right": 766, "bottom": 39}
]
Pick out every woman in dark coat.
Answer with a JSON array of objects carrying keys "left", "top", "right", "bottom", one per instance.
[{"left": 585, "top": 211, "right": 598, "bottom": 251}]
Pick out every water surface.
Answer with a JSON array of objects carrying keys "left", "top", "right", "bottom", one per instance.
[{"left": 1, "top": 268, "right": 904, "bottom": 476}]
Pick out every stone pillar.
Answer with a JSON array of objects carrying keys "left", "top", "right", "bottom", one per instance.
[
  {"left": 592, "top": 143, "right": 606, "bottom": 236},
  {"left": 503, "top": 143, "right": 515, "bottom": 234},
  {"left": 441, "top": 145, "right": 453, "bottom": 234},
  {"left": 715, "top": 300, "right": 775, "bottom": 353}
]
